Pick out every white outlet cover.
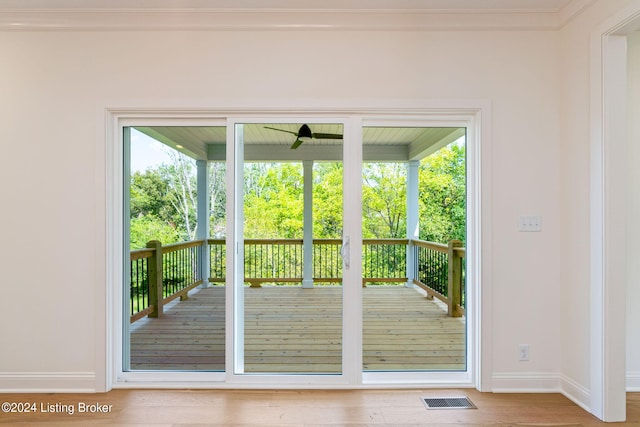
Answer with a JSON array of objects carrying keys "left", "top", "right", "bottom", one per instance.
[{"left": 519, "top": 344, "right": 530, "bottom": 361}]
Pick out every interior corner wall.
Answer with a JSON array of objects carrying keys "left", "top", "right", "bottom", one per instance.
[
  {"left": 0, "top": 26, "right": 565, "bottom": 391},
  {"left": 559, "top": 0, "right": 640, "bottom": 409},
  {"left": 558, "top": 6, "right": 602, "bottom": 406},
  {"left": 626, "top": 29, "right": 640, "bottom": 392}
]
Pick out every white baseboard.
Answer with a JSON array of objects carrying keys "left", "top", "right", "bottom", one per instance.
[
  {"left": 491, "top": 372, "right": 561, "bottom": 393},
  {"left": 628, "top": 371, "right": 640, "bottom": 391},
  {"left": 1, "top": 370, "right": 635, "bottom": 395},
  {"left": 561, "top": 375, "right": 591, "bottom": 412},
  {"left": 0, "top": 372, "right": 96, "bottom": 393},
  {"left": 491, "top": 372, "right": 592, "bottom": 413}
]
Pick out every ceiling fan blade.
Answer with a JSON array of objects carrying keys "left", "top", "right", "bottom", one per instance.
[
  {"left": 266, "top": 124, "right": 342, "bottom": 148},
  {"left": 264, "top": 126, "right": 299, "bottom": 136},
  {"left": 311, "top": 132, "right": 343, "bottom": 140}
]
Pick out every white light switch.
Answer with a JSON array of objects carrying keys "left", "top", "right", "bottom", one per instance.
[{"left": 519, "top": 215, "right": 542, "bottom": 232}]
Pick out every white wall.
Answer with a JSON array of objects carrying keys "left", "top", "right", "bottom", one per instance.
[
  {"left": 0, "top": 28, "right": 563, "bottom": 391},
  {"left": 0, "top": 2, "right": 631, "bottom": 398},
  {"left": 627, "top": 29, "right": 640, "bottom": 391}
]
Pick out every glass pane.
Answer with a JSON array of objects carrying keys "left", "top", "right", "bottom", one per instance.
[
  {"left": 125, "top": 126, "right": 226, "bottom": 371},
  {"left": 239, "top": 123, "right": 344, "bottom": 374},
  {"left": 361, "top": 127, "right": 467, "bottom": 371}
]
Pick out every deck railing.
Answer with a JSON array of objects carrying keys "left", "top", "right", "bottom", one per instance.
[
  {"left": 363, "top": 239, "right": 408, "bottom": 285},
  {"left": 206, "top": 238, "right": 409, "bottom": 286},
  {"left": 412, "top": 239, "right": 465, "bottom": 317},
  {"left": 129, "top": 238, "right": 464, "bottom": 322},
  {"left": 128, "top": 239, "right": 204, "bottom": 323}
]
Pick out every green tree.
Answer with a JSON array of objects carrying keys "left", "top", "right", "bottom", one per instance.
[
  {"left": 130, "top": 169, "right": 170, "bottom": 220},
  {"left": 130, "top": 215, "right": 180, "bottom": 250},
  {"left": 129, "top": 147, "right": 198, "bottom": 247},
  {"left": 158, "top": 149, "right": 198, "bottom": 241},
  {"left": 362, "top": 163, "right": 406, "bottom": 238},
  {"left": 418, "top": 143, "right": 466, "bottom": 243},
  {"left": 129, "top": 140, "right": 466, "bottom": 248},
  {"left": 244, "top": 163, "right": 304, "bottom": 238},
  {"left": 129, "top": 168, "right": 179, "bottom": 249},
  {"left": 208, "top": 162, "right": 227, "bottom": 238},
  {"left": 313, "top": 162, "right": 343, "bottom": 238}
]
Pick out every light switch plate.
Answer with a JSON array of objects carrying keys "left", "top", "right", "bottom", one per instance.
[{"left": 519, "top": 215, "right": 542, "bottom": 232}]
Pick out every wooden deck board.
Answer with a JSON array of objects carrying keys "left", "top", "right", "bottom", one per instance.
[{"left": 130, "top": 286, "right": 466, "bottom": 372}]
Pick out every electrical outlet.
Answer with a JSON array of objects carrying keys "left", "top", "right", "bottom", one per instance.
[{"left": 519, "top": 344, "right": 529, "bottom": 361}]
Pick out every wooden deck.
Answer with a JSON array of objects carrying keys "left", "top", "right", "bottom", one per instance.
[{"left": 130, "top": 286, "right": 465, "bottom": 372}]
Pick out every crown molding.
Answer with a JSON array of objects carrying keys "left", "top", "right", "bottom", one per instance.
[
  {"left": 556, "top": 0, "right": 597, "bottom": 27},
  {"left": 0, "top": 1, "right": 595, "bottom": 32}
]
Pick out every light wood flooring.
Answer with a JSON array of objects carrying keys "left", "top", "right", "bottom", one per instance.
[
  {"left": 129, "top": 286, "right": 465, "bottom": 372},
  {"left": 0, "top": 389, "right": 637, "bottom": 426}
]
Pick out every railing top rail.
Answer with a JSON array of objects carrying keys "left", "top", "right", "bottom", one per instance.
[
  {"left": 148, "top": 238, "right": 460, "bottom": 251},
  {"left": 244, "top": 238, "right": 304, "bottom": 245},
  {"left": 411, "top": 239, "right": 448, "bottom": 253},
  {"left": 208, "top": 238, "right": 309, "bottom": 245},
  {"left": 363, "top": 238, "right": 408, "bottom": 245},
  {"left": 130, "top": 248, "right": 155, "bottom": 261},
  {"left": 312, "top": 238, "right": 342, "bottom": 245},
  {"left": 163, "top": 239, "right": 206, "bottom": 253},
  {"left": 208, "top": 237, "right": 447, "bottom": 246}
]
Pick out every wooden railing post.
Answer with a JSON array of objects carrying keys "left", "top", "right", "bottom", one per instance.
[
  {"left": 447, "top": 239, "right": 463, "bottom": 317},
  {"left": 147, "top": 240, "right": 164, "bottom": 318}
]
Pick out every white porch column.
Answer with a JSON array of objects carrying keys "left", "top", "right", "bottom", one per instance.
[
  {"left": 197, "top": 159, "right": 211, "bottom": 288},
  {"left": 406, "top": 160, "right": 420, "bottom": 287},
  {"left": 302, "top": 160, "right": 314, "bottom": 289}
]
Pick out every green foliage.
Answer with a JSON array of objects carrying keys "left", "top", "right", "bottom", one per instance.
[
  {"left": 129, "top": 148, "right": 198, "bottom": 248},
  {"left": 208, "top": 162, "right": 227, "bottom": 238},
  {"left": 244, "top": 163, "right": 304, "bottom": 238},
  {"left": 156, "top": 153, "right": 198, "bottom": 241},
  {"left": 130, "top": 140, "right": 466, "bottom": 249},
  {"left": 362, "top": 163, "right": 407, "bottom": 238},
  {"left": 418, "top": 143, "right": 466, "bottom": 243},
  {"left": 130, "top": 170, "right": 170, "bottom": 220},
  {"left": 130, "top": 215, "right": 180, "bottom": 250},
  {"left": 313, "top": 163, "right": 344, "bottom": 239}
]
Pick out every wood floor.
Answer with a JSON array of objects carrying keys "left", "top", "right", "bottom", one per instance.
[
  {"left": 0, "top": 389, "right": 637, "bottom": 426},
  {"left": 130, "top": 286, "right": 465, "bottom": 372}
]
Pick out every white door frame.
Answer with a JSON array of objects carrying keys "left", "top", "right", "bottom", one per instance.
[
  {"left": 104, "top": 101, "right": 490, "bottom": 390},
  {"left": 589, "top": 4, "right": 640, "bottom": 422}
]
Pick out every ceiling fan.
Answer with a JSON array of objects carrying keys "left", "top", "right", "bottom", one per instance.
[{"left": 264, "top": 124, "right": 343, "bottom": 149}]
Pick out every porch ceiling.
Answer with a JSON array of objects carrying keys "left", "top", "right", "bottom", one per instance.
[{"left": 134, "top": 124, "right": 464, "bottom": 162}]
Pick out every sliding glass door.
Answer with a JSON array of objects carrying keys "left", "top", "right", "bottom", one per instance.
[
  {"left": 231, "top": 121, "right": 357, "bottom": 376},
  {"left": 117, "top": 112, "right": 475, "bottom": 386},
  {"left": 361, "top": 125, "right": 467, "bottom": 373},
  {"left": 124, "top": 125, "right": 227, "bottom": 372}
]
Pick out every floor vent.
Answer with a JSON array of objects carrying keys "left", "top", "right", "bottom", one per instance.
[{"left": 422, "top": 397, "right": 477, "bottom": 410}]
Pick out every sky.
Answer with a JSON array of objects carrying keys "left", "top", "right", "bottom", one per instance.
[{"left": 130, "top": 128, "right": 172, "bottom": 173}]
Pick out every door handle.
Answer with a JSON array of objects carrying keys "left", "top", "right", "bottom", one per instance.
[{"left": 340, "top": 236, "right": 350, "bottom": 270}]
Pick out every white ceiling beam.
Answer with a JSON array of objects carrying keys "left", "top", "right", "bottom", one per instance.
[{"left": 207, "top": 144, "right": 410, "bottom": 162}]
